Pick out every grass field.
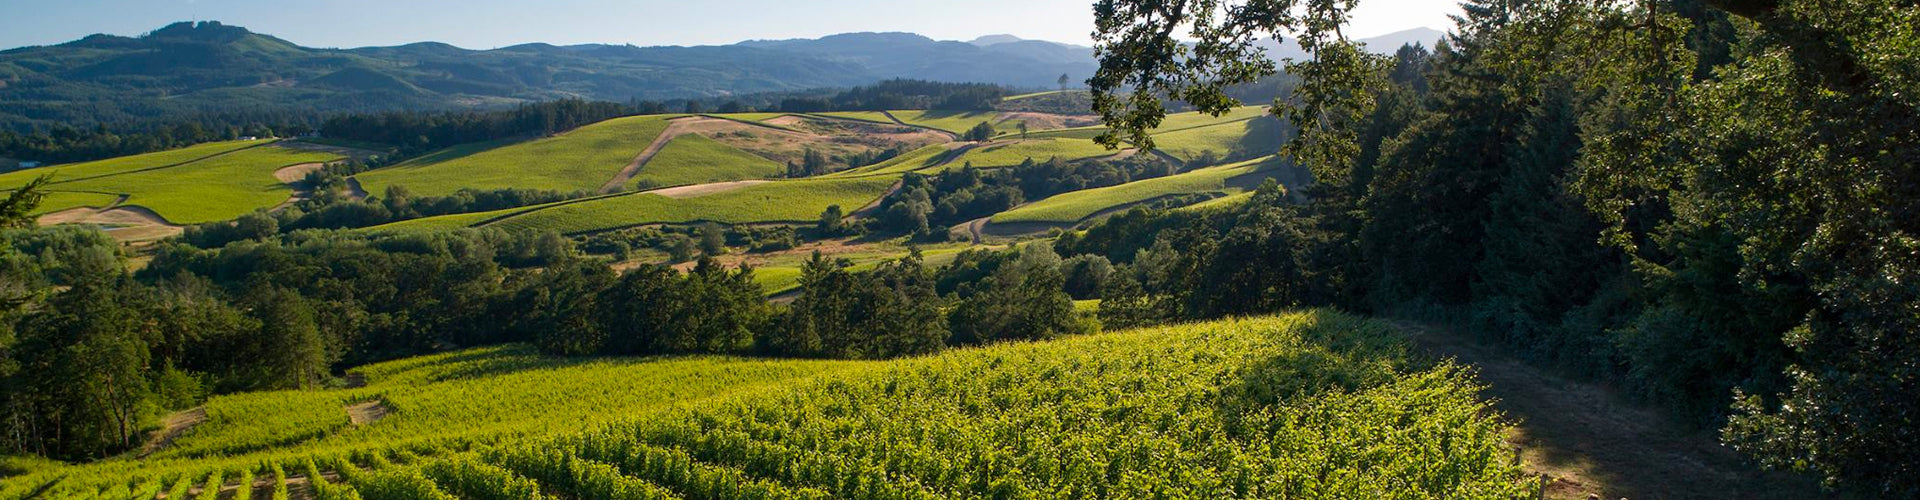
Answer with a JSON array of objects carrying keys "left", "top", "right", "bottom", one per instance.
[
  {"left": 1002, "top": 89, "right": 1071, "bottom": 101},
  {"left": 888, "top": 110, "right": 1008, "bottom": 135},
  {"left": 939, "top": 138, "right": 1124, "bottom": 170},
  {"left": 1150, "top": 116, "right": 1287, "bottom": 162},
  {"left": 46, "top": 146, "right": 341, "bottom": 224},
  {"left": 13, "top": 144, "right": 342, "bottom": 224},
  {"left": 4, "top": 311, "right": 1534, "bottom": 499},
  {"left": 484, "top": 175, "right": 897, "bottom": 234},
  {"left": 822, "top": 143, "right": 955, "bottom": 177},
  {"left": 992, "top": 155, "right": 1283, "bottom": 224},
  {"left": 357, "top": 208, "right": 522, "bottom": 234},
  {"left": 28, "top": 191, "right": 123, "bottom": 215},
  {"left": 628, "top": 133, "right": 783, "bottom": 189},
  {"left": 0, "top": 139, "right": 272, "bottom": 189},
  {"left": 357, "top": 115, "right": 675, "bottom": 197},
  {"left": 1019, "top": 106, "right": 1274, "bottom": 142}
]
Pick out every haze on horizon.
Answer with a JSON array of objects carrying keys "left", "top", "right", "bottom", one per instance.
[{"left": 0, "top": 0, "right": 1460, "bottom": 50}]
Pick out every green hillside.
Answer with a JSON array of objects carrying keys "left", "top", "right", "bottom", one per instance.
[
  {"left": 28, "top": 192, "right": 123, "bottom": 216},
  {"left": 483, "top": 175, "right": 896, "bottom": 234},
  {"left": 939, "top": 137, "right": 1123, "bottom": 170},
  {"left": 357, "top": 115, "right": 677, "bottom": 197},
  {"left": 628, "top": 133, "right": 784, "bottom": 189},
  {"left": 45, "top": 146, "right": 341, "bottom": 224},
  {"left": 4, "top": 311, "right": 1534, "bottom": 499},
  {"left": 993, "top": 155, "right": 1284, "bottom": 224},
  {"left": 1150, "top": 117, "right": 1287, "bottom": 162},
  {"left": 7, "top": 141, "right": 341, "bottom": 224},
  {"left": 0, "top": 139, "right": 271, "bottom": 188},
  {"left": 889, "top": 109, "right": 1005, "bottom": 134}
]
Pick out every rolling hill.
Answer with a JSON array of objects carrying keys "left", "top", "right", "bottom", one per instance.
[
  {"left": 1, "top": 139, "right": 343, "bottom": 225},
  {"left": 0, "top": 22, "right": 1096, "bottom": 131}
]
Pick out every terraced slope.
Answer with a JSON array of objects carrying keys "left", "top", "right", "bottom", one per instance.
[
  {"left": 357, "top": 115, "right": 677, "bottom": 196},
  {"left": 4, "top": 311, "right": 1536, "bottom": 499}
]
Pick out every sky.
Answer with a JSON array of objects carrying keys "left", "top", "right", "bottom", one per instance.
[{"left": 0, "top": 0, "right": 1460, "bottom": 50}]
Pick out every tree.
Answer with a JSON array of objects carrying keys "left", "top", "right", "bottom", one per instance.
[
  {"left": 962, "top": 122, "right": 995, "bottom": 142},
  {"left": 244, "top": 287, "right": 329, "bottom": 389},
  {"left": 816, "top": 205, "right": 847, "bottom": 236},
  {"left": 697, "top": 223, "right": 726, "bottom": 256},
  {"left": 1057, "top": 73, "right": 1072, "bottom": 91},
  {"left": 0, "top": 176, "right": 48, "bottom": 229},
  {"left": 1017, "top": 121, "right": 1030, "bottom": 140},
  {"left": 947, "top": 245, "right": 1083, "bottom": 344},
  {"left": 773, "top": 252, "right": 945, "bottom": 359}
]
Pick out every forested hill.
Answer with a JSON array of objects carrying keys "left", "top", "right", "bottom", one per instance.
[
  {"left": 0, "top": 22, "right": 1445, "bottom": 132},
  {"left": 0, "top": 21, "right": 1100, "bottom": 131}
]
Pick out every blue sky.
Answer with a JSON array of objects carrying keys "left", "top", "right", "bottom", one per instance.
[{"left": 0, "top": 0, "right": 1459, "bottom": 50}]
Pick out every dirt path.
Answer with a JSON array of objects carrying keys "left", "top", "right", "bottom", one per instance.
[
  {"left": 599, "top": 117, "right": 700, "bottom": 193},
  {"left": 954, "top": 216, "right": 990, "bottom": 243},
  {"left": 646, "top": 180, "right": 770, "bottom": 199},
  {"left": 345, "top": 399, "right": 390, "bottom": 426},
  {"left": 1395, "top": 321, "right": 1829, "bottom": 500},
  {"left": 137, "top": 407, "right": 205, "bottom": 458}
]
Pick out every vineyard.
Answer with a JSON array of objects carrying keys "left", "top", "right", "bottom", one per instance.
[{"left": 3, "top": 311, "right": 1538, "bottom": 499}]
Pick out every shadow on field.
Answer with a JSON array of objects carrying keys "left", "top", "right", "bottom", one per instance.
[{"left": 1394, "top": 321, "right": 1835, "bottom": 500}]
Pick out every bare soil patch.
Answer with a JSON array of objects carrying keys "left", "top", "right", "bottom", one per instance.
[
  {"left": 342, "top": 177, "right": 369, "bottom": 201},
  {"left": 36, "top": 204, "right": 184, "bottom": 242},
  {"left": 272, "top": 162, "right": 327, "bottom": 184},
  {"left": 645, "top": 180, "right": 771, "bottom": 199},
  {"left": 344, "top": 399, "right": 390, "bottom": 426},
  {"left": 996, "top": 112, "right": 1102, "bottom": 131},
  {"left": 1395, "top": 321, "right": 1829, "bottom": 500},
  {"left": 138, "top": 406, "right": 205, "bottom": 458},
  {"left": 706, "top": 116, "right": 949, "bottom": 167}
]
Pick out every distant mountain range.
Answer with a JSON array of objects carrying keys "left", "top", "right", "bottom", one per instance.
[{"left": 0, "top": 22, "right": 1443, "bottom": 130}]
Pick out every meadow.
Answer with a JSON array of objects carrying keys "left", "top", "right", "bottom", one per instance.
[
  {"left": 1148, "top": 117, "right": 1286, "bottom": 162},
  {"left": 626, "top": 134, "right": 783, "bottom": 189},
  {"left": 39, "top": 146, "right": 343, "bottom": 224},
  {"left": 887, "top": 110, "right": 1006, "bottom": 135},
  {"left": 0, "top": 139, "right": 272, "bottom": 189},
  {"left": 483, "top": 175, "right": 898, "bottom": 234},
  {"left": 2, "top": 311, "right": 1537, "bottom": 499},
  {"left": 27, "top": 192, "right": 124, "bottom": 216},
  {"left": 822, "top": 144, "right": 955, "bottom": 177},
  {"left": 938, "top": 138, "right": 1124, "bottom": 170},
  {"left": 992, "top": 155, "right": 1283, "bottom": 224},
  {"left": 1015, "top": 106, "right": 1272, "bottom": 142},
  {"left": 357, "top": 115, "right": 676, "bottom": 197}
]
